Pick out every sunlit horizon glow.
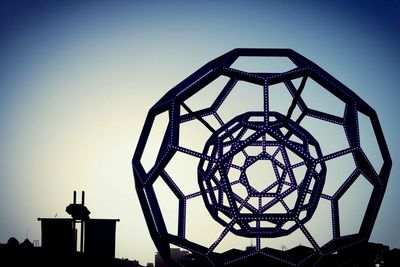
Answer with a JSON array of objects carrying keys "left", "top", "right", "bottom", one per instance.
[{"left": 0, "top": 0, "right": 399, "bottom": 265}]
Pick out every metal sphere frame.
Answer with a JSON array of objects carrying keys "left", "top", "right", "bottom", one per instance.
[{"left": 132, "top": 49, "right": 391, "bottom": 266}]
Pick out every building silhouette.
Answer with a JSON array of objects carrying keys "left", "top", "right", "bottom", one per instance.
[
  {"left": 155, "top": 248, "right": 190, "bottom": 267},
  {"left": 0, "top": 191, "right": 145, "bottom": 267},
  {"left": 38, "top": 191, "right": 119, "bottom": 259}
]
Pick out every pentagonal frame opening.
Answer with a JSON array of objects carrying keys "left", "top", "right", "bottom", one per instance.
[{"left": 245, "top": 159, "right": 278, "bottom": 193}]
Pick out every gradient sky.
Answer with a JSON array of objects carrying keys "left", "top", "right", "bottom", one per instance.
[{"left": 0, "top": 0, "right": 399, "bottom": 265}]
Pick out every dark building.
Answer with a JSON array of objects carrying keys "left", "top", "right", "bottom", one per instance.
[
  {"left": 38, "top": 191, "right": 119, "bottom": 259},
  {"left": 0, "top": 191, "right": 147, "bottom": 267},
  {"left": 84, "top": 218, "right": 119, "bottom": 259},
  {"left": 155, "top": 248, "right": 190, "bottom": 267},
  {"left": 38, "top": 218, "right": 77, "bottom": 255}
]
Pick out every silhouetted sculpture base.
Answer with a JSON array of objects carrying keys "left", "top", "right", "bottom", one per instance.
[{"left": 162, "top": 242, "right": 400, "bottom": 267}]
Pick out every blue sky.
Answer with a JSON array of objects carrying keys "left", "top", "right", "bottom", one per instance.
[{"left": 0, "top": 0, "right": 399, "bottom": 264}]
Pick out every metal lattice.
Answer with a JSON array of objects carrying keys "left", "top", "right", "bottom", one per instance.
[{"left": 132, "top": 49, "right": 391, "bottom": 266}]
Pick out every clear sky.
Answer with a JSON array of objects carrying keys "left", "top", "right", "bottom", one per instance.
[{"left": 0, "top": 0, "right": 399, "bottom": 265}]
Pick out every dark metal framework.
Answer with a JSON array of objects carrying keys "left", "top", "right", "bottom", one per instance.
[{"left": 132, "top": 49, "right": 391, "bottom": 266}]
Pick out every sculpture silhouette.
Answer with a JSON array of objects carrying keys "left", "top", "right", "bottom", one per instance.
[
  {"left": 65, "top": 204, "right": 91, "bottom": 221},
  {"left": 132, "top": 49, "right": 391, "bottom": 266},
  {"left": 66, "top": 190, "right": 90, "bottom": 220}
]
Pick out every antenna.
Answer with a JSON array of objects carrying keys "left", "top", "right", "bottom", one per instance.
[
  {"left": 80, "top": 191, "right": 86, "bottom": 253},
  {"left": 73, "top": 191, "right": 77, "bottom": 204}
]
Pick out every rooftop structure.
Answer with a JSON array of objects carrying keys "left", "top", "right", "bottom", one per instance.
[{"left": 38, "top": 191, "right": 119, "bottom": 258}]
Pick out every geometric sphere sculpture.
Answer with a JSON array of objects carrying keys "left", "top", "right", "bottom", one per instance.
[{"left": 132, "top": 49, "right": 391, "bottom": 266}]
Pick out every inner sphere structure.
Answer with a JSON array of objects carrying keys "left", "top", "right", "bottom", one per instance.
[{"left": 198, "top": 111, "right": 325, "bottom": 238}]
